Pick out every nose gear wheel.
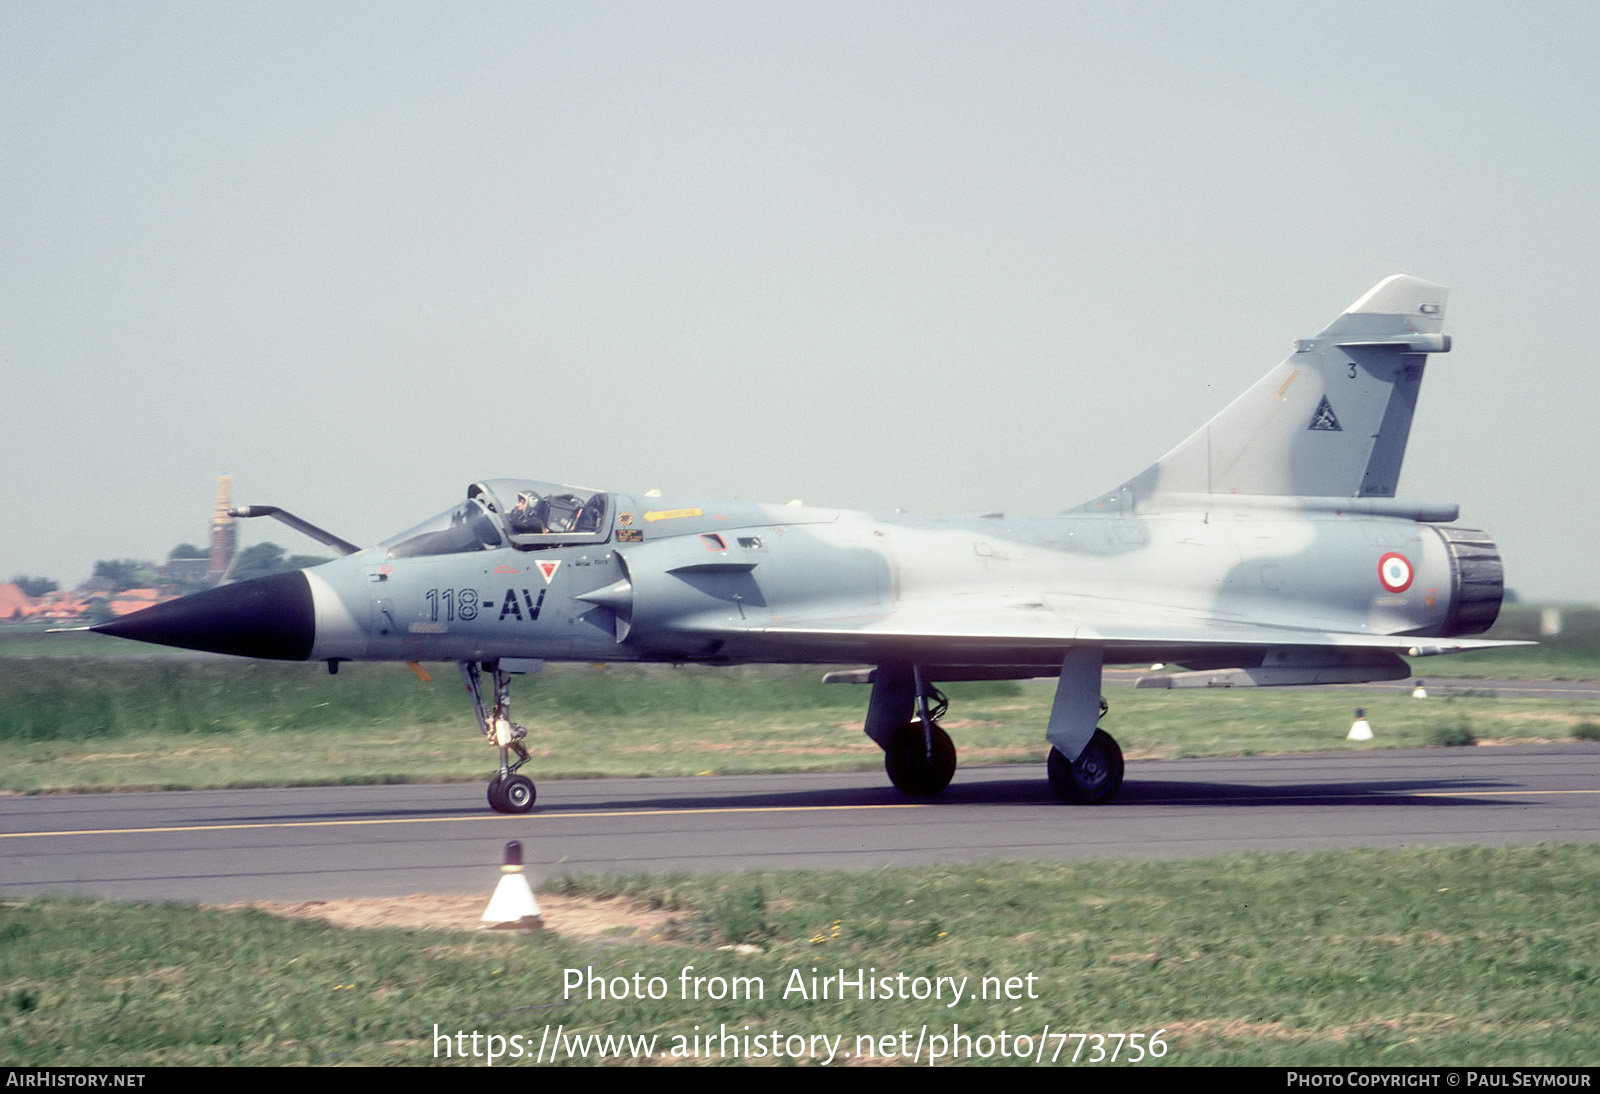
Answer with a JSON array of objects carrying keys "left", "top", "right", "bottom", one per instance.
[{"left": 487, "top": 772, "right": 536, "bottom": 813}]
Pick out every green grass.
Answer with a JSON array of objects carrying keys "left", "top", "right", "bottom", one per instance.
[
  {"left": 1417, "top": 604, "right": 1600, "bottom": 679},
  {"left": 4, "top": 845, "right": 1596, "bottom": 1066},
  {"left": 1, "top": 657, "right": 1596, "bottom": 793}
]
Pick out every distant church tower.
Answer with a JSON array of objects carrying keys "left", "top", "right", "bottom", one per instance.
[{"left": 208, "top": 475, "right": 237, "bottom": 577}]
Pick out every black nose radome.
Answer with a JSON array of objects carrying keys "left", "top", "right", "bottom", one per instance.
[{"left": 92, "top": 569, "right": 315, "bottom": 661}]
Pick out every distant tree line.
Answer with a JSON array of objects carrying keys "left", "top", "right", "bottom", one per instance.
[
  {"left": 9, "top": 575, "right": 57, "bottom": 597},
  {"left": 229, "top": 544, "right": 330, "bottom": 583}
]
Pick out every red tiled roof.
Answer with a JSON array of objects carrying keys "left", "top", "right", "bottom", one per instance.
[
  {"left": 109, "top": 592, "right": 179, "bottom": 617},
  {"left": 0, "top": 584, "right": 32, "bottom": 620}
]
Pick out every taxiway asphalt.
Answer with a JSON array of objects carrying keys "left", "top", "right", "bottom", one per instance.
[{"left": 3, "top": 743, "right": 1596, "bottom": 904}]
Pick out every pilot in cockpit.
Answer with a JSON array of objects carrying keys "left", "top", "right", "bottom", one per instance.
[{"left": 508, "top": 491, "right": 547, "bottom": 534}]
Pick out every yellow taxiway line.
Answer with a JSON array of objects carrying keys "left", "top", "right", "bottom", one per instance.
[
  {"left": 3, "top": 788, "right": 1595, "bottom": 841},
  {"left": 0, "top": 802, "right": 931, "bottom": 840}
]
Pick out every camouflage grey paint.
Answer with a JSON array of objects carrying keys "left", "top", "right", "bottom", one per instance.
[
  {"left": 1091, "top": 274, "right": 1450, "bottom": 507},
  {"left": 94, "top": 275, "right": 1521, "bottom": 805}
]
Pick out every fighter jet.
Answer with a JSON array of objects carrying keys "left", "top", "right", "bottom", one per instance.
[{"left": 94, "top": 275, "right": 1516, "bottom": 813}]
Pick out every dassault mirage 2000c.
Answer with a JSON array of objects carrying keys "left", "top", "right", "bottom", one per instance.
[{"left": 95, "top": 275, "right": 1516, "bottom": 813}]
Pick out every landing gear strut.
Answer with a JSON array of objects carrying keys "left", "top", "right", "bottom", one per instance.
[
  {"left": 1044, "top": 650, "right": 1124, "bottom": 804},
  {"left": 882, "top": 669, "right": 957, "bottom": 797},
  {"left": 462, "top": 660, "right": 536, "bottom": 814}
]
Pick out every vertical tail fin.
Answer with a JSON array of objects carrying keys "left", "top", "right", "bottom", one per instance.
[{"left": 1108, "top": 275, "right": 1451, "bottom": 504}]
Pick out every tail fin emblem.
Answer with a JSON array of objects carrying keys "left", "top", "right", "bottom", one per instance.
[{"left": 1308, "top": 396, "right": 1342, "bottom": 432}]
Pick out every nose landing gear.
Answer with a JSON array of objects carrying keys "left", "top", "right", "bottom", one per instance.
[{"left": 462, "top": 660, "right": 536, "bottom": 813}]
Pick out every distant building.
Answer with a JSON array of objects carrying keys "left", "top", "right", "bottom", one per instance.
[
  {"left": 107, "top": 588, "right": 170, "bottom": 617},
  {"left": 1, "top": 475, "right": 231, "bottom": 625},
  {"left": 209, "top": 474, "right": 237, "bottom": 578},
  {"left": 26, "top": 590, "right": 93, "bottom": 622},
  {"left": 0, "top": 584, "right": 32, "bottom": 621}
]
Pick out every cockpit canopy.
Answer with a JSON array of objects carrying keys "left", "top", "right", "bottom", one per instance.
[{"left": 382, "top": 479, "right": 611, "bottom": 559}]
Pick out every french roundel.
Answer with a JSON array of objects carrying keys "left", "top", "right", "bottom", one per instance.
[{"left": 1378, "top": 552, "right": 1414, "bottom": 593}]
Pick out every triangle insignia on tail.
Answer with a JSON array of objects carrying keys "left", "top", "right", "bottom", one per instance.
[{"left": 1308, "top": 396, "right": 1342, "bottom": 432}]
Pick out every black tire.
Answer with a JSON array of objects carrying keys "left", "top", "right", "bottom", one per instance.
[
  {"left": 1046, "top": 729, "right": 1124, "bottom": 804},
  {"left": 884, "top": 721, "right": 957, "bottom": 796},
  {"left": 486, "top": 775, "right": 509, "bottom": 812},
  {"left": 502, "top": 774, "right": 536, "bottom": 813}
]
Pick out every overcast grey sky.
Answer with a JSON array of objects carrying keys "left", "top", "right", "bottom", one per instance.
[{"left": 3, "top": 1, "right": 1596, "bottom": 601}]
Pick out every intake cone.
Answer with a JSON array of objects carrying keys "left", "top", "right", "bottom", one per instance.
[{"left": 92, "top": 569, "right": 315, "bottom": 661}]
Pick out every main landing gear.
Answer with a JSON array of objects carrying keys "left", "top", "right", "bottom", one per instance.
[
  {"left": 863, "top": 657, "right": 1125, "bottom": 804},
  {"left": 884, "top": 681, "right": 957, "bottom": 796},
  {"left": 868, "top": 668, "right": 958, "bottom": 797},
  {"left": 1046, "top": 725, "right": 1123, "bottom": 804},
  {"left": 462, "top": 660, "right": 536, "bottom": 814}
]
